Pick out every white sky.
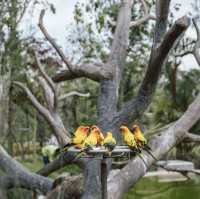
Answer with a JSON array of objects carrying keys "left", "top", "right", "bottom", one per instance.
[{"left": 20, "top": 0, "right": 199, "bottom": 70}]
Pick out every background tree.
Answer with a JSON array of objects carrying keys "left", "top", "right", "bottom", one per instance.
[{"left": 1, "top": 0, "right": 200, "bottom": 199}]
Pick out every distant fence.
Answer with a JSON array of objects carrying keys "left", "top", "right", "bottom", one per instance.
[{"left": 12, "top": 142, "right": 41, "bottom": 156}]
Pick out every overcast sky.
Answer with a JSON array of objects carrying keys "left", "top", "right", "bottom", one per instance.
[{"left": 20, "top": 0, "right": 199, "bottom": 70}]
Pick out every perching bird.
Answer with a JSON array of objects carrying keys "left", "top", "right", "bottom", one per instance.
[
  {"left": 72, "top": 126, "right": 90, "bottom": 145},
  {"left": 132, "top": 124, "right": 157, "bottom": 161},
  {"left": 62, "top": 126, "right": 90, "bottom": 152},
  {"left": 132, "top": 124, "right": 148, "bottom": 148},
  {"left": 82, "top": 128, "right": 101, "bottom": 150},
  {"left": 120, "top": 126, "right": 139, "bottom": 153},
  {"left": 91, "top": 125, "right": 104, "bottom": 146},
  {"left": 120, "top": 125, "right": 148, "bottom": 167},
  {"left": 103, "top": 132, "right": 116, "bottom": 156}
]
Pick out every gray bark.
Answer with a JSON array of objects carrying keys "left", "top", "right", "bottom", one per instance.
[
  {"left": 82, "top": 1, "right": 134, "bottom": 199},
  {"left": 0, "top": 145, "right": 53, "bottom": 194},
  {"left": 108, "top": 92, "right": 200, "bottom": 199},
  {"left": 0, "top": 74, "right": 10, "bottom": 139}
]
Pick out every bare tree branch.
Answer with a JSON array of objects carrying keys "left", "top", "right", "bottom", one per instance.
[
  {"left": 108, "top": 92, "right": 200, "bottom": 199},
  {"left": 130, "top": 15, "right": 156, "bottom": 27},
  {"left": 39, "top": 9, "right": 73, "bottom": 73},
  {"left": 184, "top": 132, "right": 200, "bottom": 142},
  {"left": 140, "top": 0, "right": 148, "bottom": 14},
  {"left": 38, "top": 77, "right": 55, "bottom": 112},
  {"left": 38, "top": 153, "right": 85, "bottom": 177},
  {"left": 153, "top": 0, "right": 171, "bottom": 48},
  {"left": 0, "top": 146, "right": 84, "bottom": 198},
  {"left": 193, "top": 18, "right": 200, "bottom": 65},
  {"left": 52, "top": 63, "right": 112, "bottom": 82},
  {"left": 0, "top": 145, "right": 52, "bottom": 194},
  {"left": 59, "top": 91, "right": 90, "bottom": 100},
  {"left": 108, "top": 0, "right": 133, "bottom": 64},
  {"left": 130, "top": 0, "right": 156, "bottom": 27},
  {"left": 98, "top": 0, "right": 134, "bottom": 132},
  {"left": 13, "top": 81, "right": 71, "bottom": 146},
  {"left": 39, "top": 9, "right": 113, "bottom": 82},
  {"left": 34, "top": 50, "right": 58, "bottom": 109},
  {"left": 174, "top": 50, "right": 193, "bottom": 58},
  {"left": 116, "top": 16, "right": 190, "bottom": 125},
  {"left": 13, "top": 81, "right": 50, "bottom": 119},
  {"left": 157, "top": 164, "right": 200, "bottom": 180}
]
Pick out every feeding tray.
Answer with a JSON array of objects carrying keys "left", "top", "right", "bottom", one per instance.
[{"left": 67, "top": 145, "right": 135, "bottom": 158}]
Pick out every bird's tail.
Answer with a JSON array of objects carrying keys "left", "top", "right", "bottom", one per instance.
[
  {"left": 136, "top": 152, "right": 149, "bottom": 168},
  {"left": 74, "top": 151, "right": 87, "bottom": 160},
  {"left": 55, "top": 143, "right": 74, "bottom": 157},
  {"left": 144, "top": 144, "right": 151, "bottom": 151},
  {"left": 73, "top": 146, "right": 91, "bottom": 160},
  {"left": 143, "top": 148, "right": 158, "bottom": 161}
]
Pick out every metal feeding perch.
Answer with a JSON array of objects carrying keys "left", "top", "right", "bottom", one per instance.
[{"left": 68, "top": 145, "right": 135, "bottom": 199}]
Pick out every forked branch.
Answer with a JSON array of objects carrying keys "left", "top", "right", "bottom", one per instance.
[
  {"left": 13, "top": 80, "right": 71, "bottom": 146},
  {"left": 34, "top": 50, "right": 58, "bottom": 109},
  {"left": 130, "top": 0, "right": 156, "bottom": 27},
  {"left": 39, "top": 9, "right": 73, "bottom": 72},
  {"left": 117, "top": 16, "right": 190, "bottom": 125}
]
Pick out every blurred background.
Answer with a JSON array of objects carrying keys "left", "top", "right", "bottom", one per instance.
[{"left": 1, "top": 0, "right": 200, "bottom": 198}]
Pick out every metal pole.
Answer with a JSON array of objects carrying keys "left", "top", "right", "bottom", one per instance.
[{"left": 101, "top": 158, "right": 108, "bottom": 199}]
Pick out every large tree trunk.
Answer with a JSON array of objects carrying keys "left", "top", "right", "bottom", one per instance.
[
  {"left": 0, "top": 73, "right": 10, "bottom": 143},
  {"left": 82, "top": 1, "right": 133, "bottom": 198}
]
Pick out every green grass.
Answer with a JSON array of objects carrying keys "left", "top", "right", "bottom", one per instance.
[{"left": 124, "top": 178, "right": 200, "bottom": 199}]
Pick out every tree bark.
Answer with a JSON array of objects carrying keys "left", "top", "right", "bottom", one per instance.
[
  {"left": 0, "top": 145, "right": 53, "bottom": 194},
  {"left": 0, "top": 73, "right": 10, "bottom": 142},
  {"left": 108, "top": 92, "right": 200, "bottom": 199},
  {"left": 82, "top": 1, "right": 134, "bottom": 199}
]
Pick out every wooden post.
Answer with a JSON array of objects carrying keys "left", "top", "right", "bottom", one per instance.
[{"left": 101, "top": 158, "right": 108, "bottom": 199}]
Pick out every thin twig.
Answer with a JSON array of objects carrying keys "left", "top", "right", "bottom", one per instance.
[
  {"left": 59, "top": 91, "right": 90, "bottom": 100},
  {"left": 130, "top": 0, "right": 156, "bottom": 27},
  {"left": 38, "top": 9, "right": 74, "bottom": 73},
  {"left": 34, "top": 50, "right": 58, "bottom": 109}
]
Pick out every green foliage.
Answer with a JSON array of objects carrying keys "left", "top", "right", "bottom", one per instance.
[{"left": 151, "top": 68, "right": 200, "bottom": 133}]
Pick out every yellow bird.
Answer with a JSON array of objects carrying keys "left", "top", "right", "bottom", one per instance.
[
  {"left": 132, "top": 124, "right": 157, "bottom": 161},
  {"left": 120, "top": 125, "right": 150, "bottom": 167},
  {"left": 120, "top": 126, "right": 139, "bottom": 152},
  {"left": 82, "top": 128, "right": 101, "bottom": 150},
  {"left": 91, "top": 125, "right": 104, "bottom": 146},
  {"left": 132, "top": 124, "right": 147, "bottom": 148},
  {"left": 103, "top": 132, "right": 116, "bottom": 156},
  {"left": 62, "top": 126, "right": 90, "bottom": 152},
  {"left": 72, "top": 126, "right": 90, "bottom": 145},
  {"left": 74, "top": 128, "right": 100, "bottom": 159}
]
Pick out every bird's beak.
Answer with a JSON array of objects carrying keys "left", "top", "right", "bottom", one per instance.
[
  {"left": 91, "top": 125, "right": 97, "bottom": 130},
  {"left": 84, "top": 127, "right": 90, "bottom": 132}
]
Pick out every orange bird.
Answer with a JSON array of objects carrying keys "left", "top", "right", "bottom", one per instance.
[
  {"left": 62, "top": 126, "right": 90, "bottom": 151},
  {"left": 91, "top": 125, "right": 104, "bottom": 146},
  {"left": 132, "top": 124, "right": 157, "bottom": 161},
  {"left": 120, "top": 126, "right": 139, "bottom": 152}
]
